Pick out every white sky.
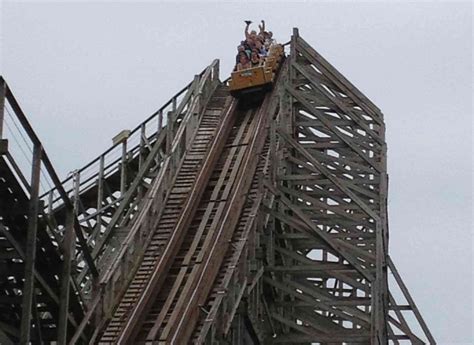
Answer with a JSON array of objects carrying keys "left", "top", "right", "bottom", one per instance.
[{"left": 1, "top": 1, "right": 472, "bottom": 343}]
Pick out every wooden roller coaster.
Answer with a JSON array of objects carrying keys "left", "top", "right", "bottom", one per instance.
[{"left": 0, "top": 28, "right": 435, "bottom": 344}]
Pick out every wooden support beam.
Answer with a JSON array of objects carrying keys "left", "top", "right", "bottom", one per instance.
[
  {"left": 57, "top": 208, "right": 76, "bottom": 345},
  {"left": 263, "top": 179, "right": 374, "bottom": 283},
  {"left": 0, "top": 77, "right": 5, "bottom": 138},
  {"left": 286, "top": 86, "right": 382, "bottom": 173},
  {"left": 89, "top": 129, "right": 167, "bottom": 260},
  {"left": 388, "top": 257, "right": 436, "bottom": 344},
  {"left": 20, "top": 144, "right": 42, "bottom": 344},
  {"left": 120, "top": 138, "right": 127, "bottom": 195},
  {"left": 276, "top": 130, "right": 380, "bottom": 222},
  {"left": 295, "top": 36, "right": 383, "bottom": 122},
  {"left": 0, "top": 224, "right": 61, "bottom": 306},
  {"left": 292, "top": 61, "right": 384, "bottom": 146},
  {"left": 96, "top": 155, "right": 105, "bottom": 233}
]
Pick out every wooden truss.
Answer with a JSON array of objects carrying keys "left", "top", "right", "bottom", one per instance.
[{"left": 192, "top": 29, "right": 435, "bottom": 344}]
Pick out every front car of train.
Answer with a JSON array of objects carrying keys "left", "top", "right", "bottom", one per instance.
[{"left": 229, "top": 21, "right": 285, "bottom": 97}]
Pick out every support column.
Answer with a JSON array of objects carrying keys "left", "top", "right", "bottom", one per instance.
[
  {"left": 120, "top": 139, "right": 128, "bottom": 195},
  {"left": 0, "top": 78, "right": 7, "bottom": 154},
  {"left": 20, "top": 144, "right": 42, "bottom": 344},
  {"left": 57, "top": 207, "right": 76, "bottom": 345},
  {"left": 0, "top": 78, "right": 5, "bottom": 138},
  {"left": 373, "top": 124, "right": 389, "bottom": 344}
]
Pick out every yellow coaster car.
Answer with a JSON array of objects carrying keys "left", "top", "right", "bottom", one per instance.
[{"left": 229, "top": 44, "right": 284, "bottom": 97}]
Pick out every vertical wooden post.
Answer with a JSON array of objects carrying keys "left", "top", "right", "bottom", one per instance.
[
  {"left": 373, "top": 117, "right": 389, "bottom": 344},
  {"left": 57, "top": 207, "right": 75, "bottom": 345},
  {"left": 172, "top": 96, "right": 177, "bottom": 113},
  {"left": 139, "top": 124, "right": 146, "bottom": 169},
  {"left": 73, "top": 170, "right": 81, "bottom": 213},
  {"left": 58, "top": 171, "right": 79, "bottom": 345},
  {"left": 288, "top": 28, "right": 298, "bottom": 140},
  {"left": 158, "top": 109, "right": 163, "bottom": 132},
  {"left": 166, "top": 110, "right": 174, "bottom": 155},
  {"left": 193, "top": 75, "right": 200, "bottom": 118},
  {"left": 269, "top": 120, "right": 277, "bottom": 185},
  {"left": 290, "top": 28, "right": 298, "bottom": 86},
  {"left": 47, "top": 190, "right": 53, "bottom": 215},
  {"left": 214, "top": 60, "right": 219, "bottom": 82},
  {"left": 0, "top": 78, "right": 5, "bottom": 139},
  {"left": 96, "top": 155, "right": 104, "bottom": 232},
  {"left": 138, "top": 124, "right": 146, "bottom": 198},
  {"left": 20, "top": 144, "right": 42, "bottom": 344},
  {"left": 120, "top": 139, "right": 127, "bottom": 195}
]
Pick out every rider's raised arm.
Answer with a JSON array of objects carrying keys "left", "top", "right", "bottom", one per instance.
[
  {"left": 244, "top": 21, "right": 251, "bottom": 39},
  {"left": 258, "top": 20, "right": 265, "bottom": 35}
]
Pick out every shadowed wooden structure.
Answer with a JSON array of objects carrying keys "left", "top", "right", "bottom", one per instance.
[{"left": 0, "top": 29, "right": 435, "bottom": 344}]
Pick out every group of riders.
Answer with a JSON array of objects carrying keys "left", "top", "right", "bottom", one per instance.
[{"left": 235, "top": 20, "right": 275, "bottom": 71}]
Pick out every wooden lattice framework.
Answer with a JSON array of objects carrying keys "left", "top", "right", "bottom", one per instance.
[
  {"left": 253, "top": 29, "right": 435, "bottom": 344},
  {"left": 191, "top": 29, "right": 435, "bottom": 344}
]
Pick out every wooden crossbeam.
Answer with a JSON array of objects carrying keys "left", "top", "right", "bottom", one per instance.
[
  {"left": 277, "top": 130, "right": 380, "bottom": 221},
  {"left": 287, "top": 87, "right": 382, "bottom": 173},
  {"left": 263, "top": 180, "right": 374, "bottom": 282},
  {"left": 388, "top": 256, "right": 436, "bottom": 344},
  {"left": 295, "top": 36, "right": 384, "bottom": 123},
  {"left": 292, "top": 61, "right": 384, "bottom": 146}
]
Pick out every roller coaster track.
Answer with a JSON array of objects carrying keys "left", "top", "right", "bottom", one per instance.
[
  {"left": 97, "top": 77, "right": 277, "bottom": 343},
  {"left": 97, "top": 85, "right": 236, "bottom": 343},
  {"left": 0, "top": 28, "right": 436, "bottom": 345}
]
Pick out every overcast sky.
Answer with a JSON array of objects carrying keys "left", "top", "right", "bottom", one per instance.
[{"left": 1, "top": 1, "right": 472, "bottom": 343}]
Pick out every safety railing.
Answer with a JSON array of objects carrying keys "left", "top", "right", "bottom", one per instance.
[
  {"left": 39, "top": 60, "right": 219, "bottom": 294},
  {"left": 0, "top": 79, "right": 57, "bottom": 199},
  {"left": 0, "top": 77, "right": 97, "bottom": 274},
  {"left": 69, "top": 59, "right": 221, "bottom": 344},
  {"left": 0, "top": 77, "right": 95, "bottom": 341},
  {"left": 41, "top": 60, "right": 218, "bottom": 213},
  {"left": 90, "top": 59, "right": 219, "bottom": 283}
]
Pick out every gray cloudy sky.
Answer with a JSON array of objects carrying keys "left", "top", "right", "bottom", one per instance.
[{"left": 1, "top": 1, "right": 472, "bottom": 343}]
